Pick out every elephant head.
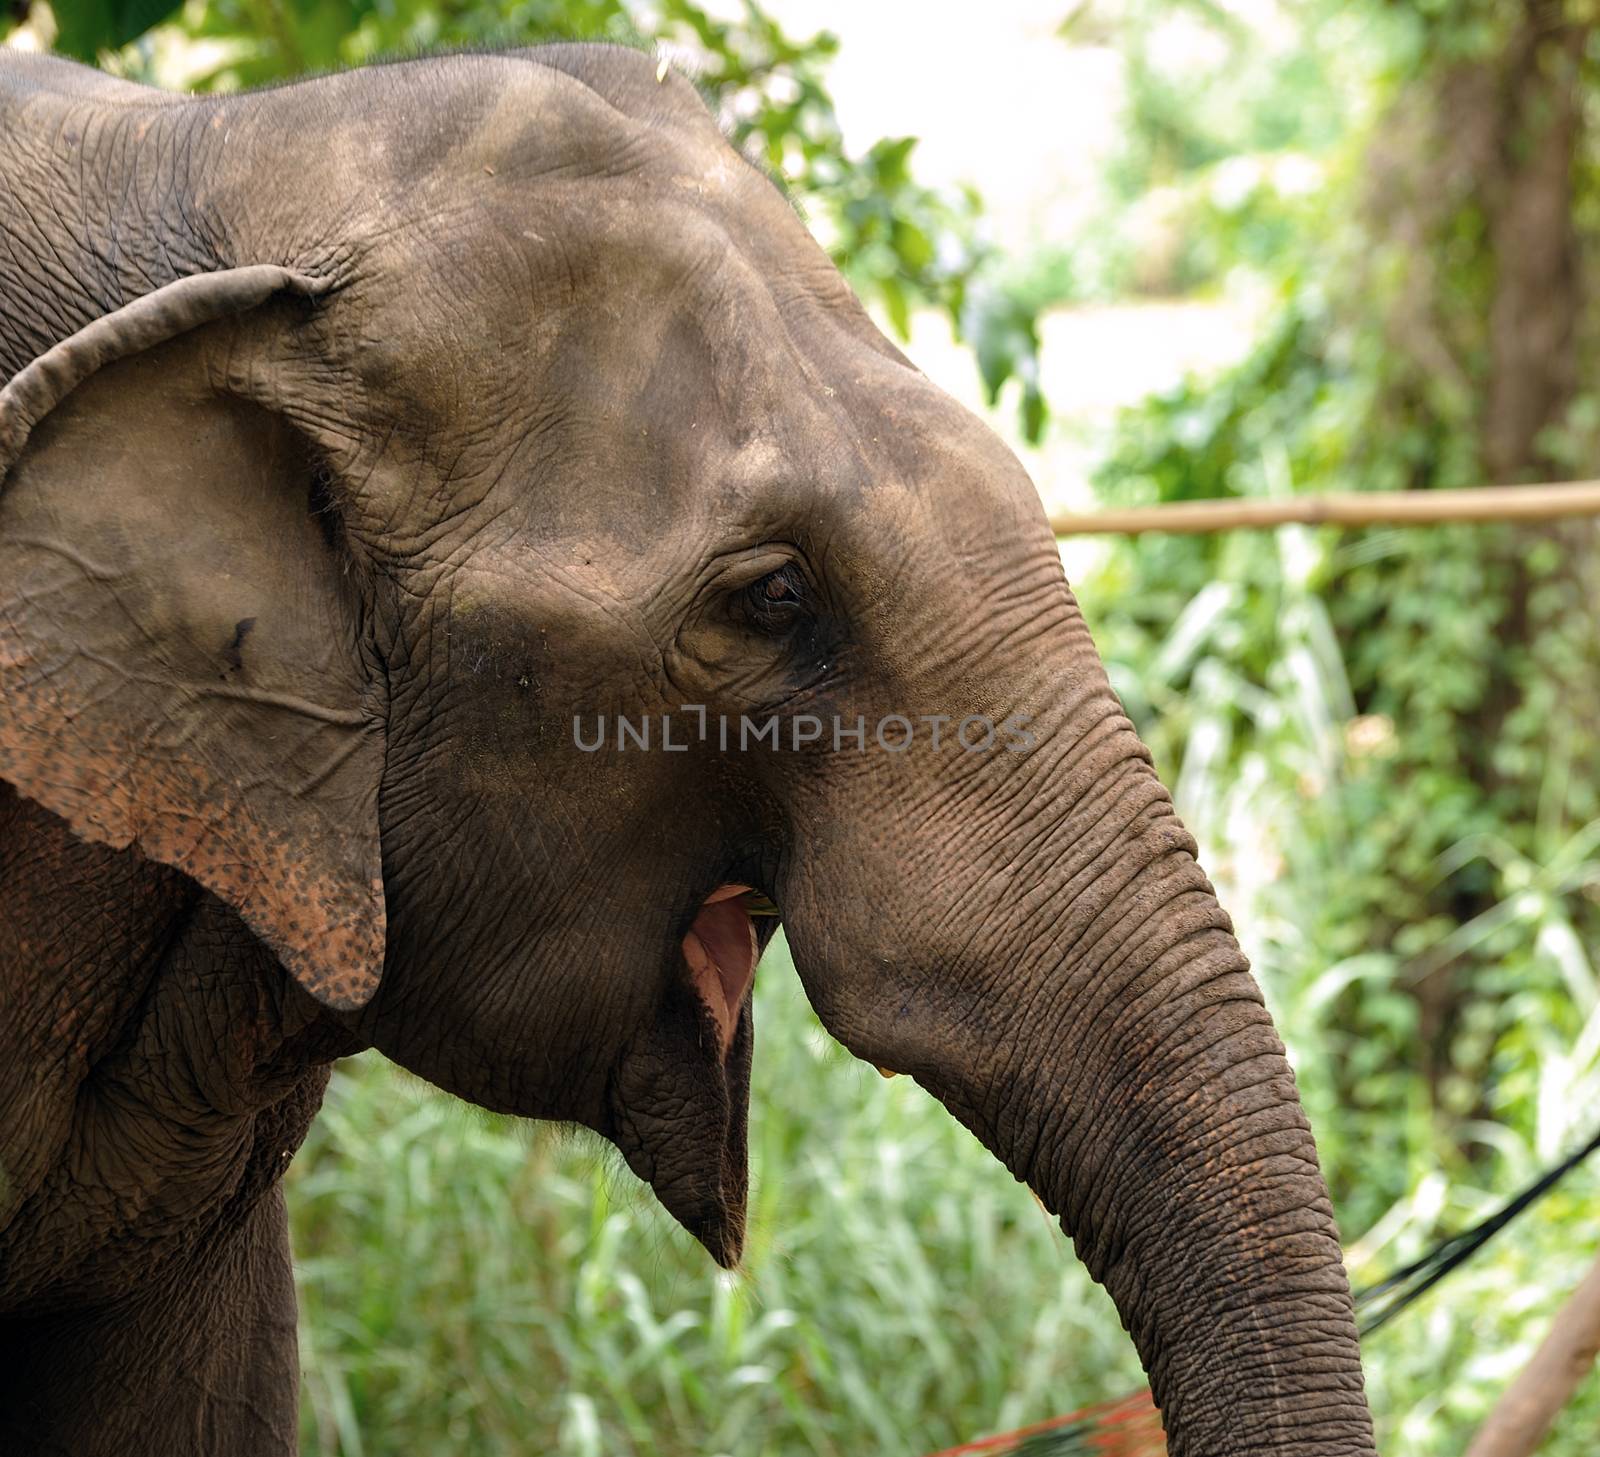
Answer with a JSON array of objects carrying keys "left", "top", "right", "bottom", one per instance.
[{"left": 0, "top": 46, "right": 1375, "bottom": 1453}]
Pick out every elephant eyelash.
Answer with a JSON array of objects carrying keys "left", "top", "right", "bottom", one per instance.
[{"left": 740, "top": 563, "right": 812, "bottom": 634}]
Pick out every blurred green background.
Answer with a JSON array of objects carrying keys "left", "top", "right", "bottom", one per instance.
[{"left": 8, "top": 1, "right": 1600, "bottom": 1452}]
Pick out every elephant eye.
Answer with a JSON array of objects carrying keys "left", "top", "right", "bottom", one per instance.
[{"left": 741, "top": 563, "right": 811, "bottom": 633}]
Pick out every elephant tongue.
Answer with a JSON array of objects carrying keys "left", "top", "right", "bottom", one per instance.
[{"left": 682, "top": 884, "right": 759, "bottom": 1058}]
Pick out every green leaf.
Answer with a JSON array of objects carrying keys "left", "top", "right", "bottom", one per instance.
[
  {"left": 890, "top": 218, "right": 935, "bottom": 275},
  {"left": 50, "top": 0, "right": 183, "bottom": 59},
  {"left": 1020, "top": 382, "right": 1047, "bottom": 445},
  {"left": 878, "top": 276, "right": 910, "bottom": 340}
]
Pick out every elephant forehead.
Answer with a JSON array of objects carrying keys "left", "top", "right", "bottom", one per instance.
[
  {"left": 341, "top": 191, "right": 791, "bottom": 428},
  {"left": 283, "top": 64, "right": 1033, "bottom": 555},
  {"left": 353, "top": 224, "right": 855, "bottom": 471}
]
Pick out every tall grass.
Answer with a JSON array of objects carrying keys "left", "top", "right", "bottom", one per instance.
[
  {"left": 289, "top": 941, "right": 1142, "bottom": 1457},
  {"left": 290, "top": 937, "right": 1600, "bottom": 1456}
]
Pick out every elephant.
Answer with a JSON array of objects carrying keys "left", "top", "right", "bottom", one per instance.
[{"left": 0, "top": 43, "right": 1376, "bottom": 1456}]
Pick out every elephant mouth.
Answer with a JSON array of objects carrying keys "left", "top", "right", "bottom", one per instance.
[
  {"left": 608, "top": 883, "right": 780, "bottom": 1269},
  {"left": 681, "top": 883, "right": 771, "bottom": 1060}
]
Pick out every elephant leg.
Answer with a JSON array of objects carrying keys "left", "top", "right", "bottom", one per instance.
[{"left": 0, "top": 1184, "right": 302, "bottom": 1457}]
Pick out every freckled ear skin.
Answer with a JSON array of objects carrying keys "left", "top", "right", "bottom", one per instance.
[{"left": 0, "top": 273, "right": 386, "bottom": 1010}]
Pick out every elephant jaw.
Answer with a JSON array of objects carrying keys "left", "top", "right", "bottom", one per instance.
[
  {"left": 681, "top": 883, "right": 760, "bottom": 1059},
  {"left": 608, "top": 884, "right": 767, "bottom": 1268}
]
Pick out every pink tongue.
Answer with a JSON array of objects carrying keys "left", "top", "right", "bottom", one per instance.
[{"left": 682, "top": 884, "right": 759, "bottom": 1058}]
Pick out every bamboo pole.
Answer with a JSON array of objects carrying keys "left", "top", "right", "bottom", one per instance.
[
  {"left": 1463, "top": 1250, "right": 1600, "bottom": 1457},
  {"left": 1048, "top": 479, "right": 1600, "bottom": 537}
]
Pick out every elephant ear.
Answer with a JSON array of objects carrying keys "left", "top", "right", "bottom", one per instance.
[{"left": 0, "top": 268, "right": 386, "bottom": 1010}]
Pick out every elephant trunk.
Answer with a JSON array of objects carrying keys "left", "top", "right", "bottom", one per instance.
[
  {"left": 967, "top": 746, "right": 1371, "bottom": 1451},
  {"left": 796, "top": 676, "right": 1376, "bottom": 1454}
]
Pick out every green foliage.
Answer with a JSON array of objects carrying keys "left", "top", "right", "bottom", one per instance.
[
  {"left": 1085, "top": 1, "right": 1600, "bottom": 1215},
  {"left": 1079, "top": 4, "right": 1600, "bottom": 1449},
  {"left": 1087, "top": 335, "right": 1600, "bottom": 1451},
  {"left": 1090, "top": 3, "right": 1352, "bottom": 200},
  {"left": 46, "top": 0, "right": 173, "bottom": 58},
  {"left": 965, "top": 273, "right": 1049, "bottom": 445},
  {"left": 289, "top": 944, "right": 1143, "bottom": 1457},
  {"left": 1052, "top": 0, "right": 1383, "bottom": 298}
]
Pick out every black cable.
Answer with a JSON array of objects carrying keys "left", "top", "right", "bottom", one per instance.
[
  {"left": 928, "top": 1126, "right": 1600, "bottom": 1454},
  {"left": 1353, "top": 1121, "right": 1600, "bottom": 1336}
]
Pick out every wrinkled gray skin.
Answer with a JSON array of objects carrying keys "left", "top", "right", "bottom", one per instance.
[{"left": 0, "top": 46, "right": 1376, "bottom": 1455}]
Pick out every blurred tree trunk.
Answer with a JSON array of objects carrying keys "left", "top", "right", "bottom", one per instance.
[
  {"left": 1359, "top": 0, "right": 1593, "bottom": 1107},
  {"left": 1364, "top": 0, "right": 1590, "bottom": 469},
  {"left": 1463, "top": 1249, "right": 1600, "bottom": 1457},
  {"left": 1481, "top": 4, "right": 1587, "bottom": 482}
]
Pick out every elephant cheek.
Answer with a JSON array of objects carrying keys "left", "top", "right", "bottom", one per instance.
[{"left": 608, "top": 986, "right": 753, "bottom": 1267}]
